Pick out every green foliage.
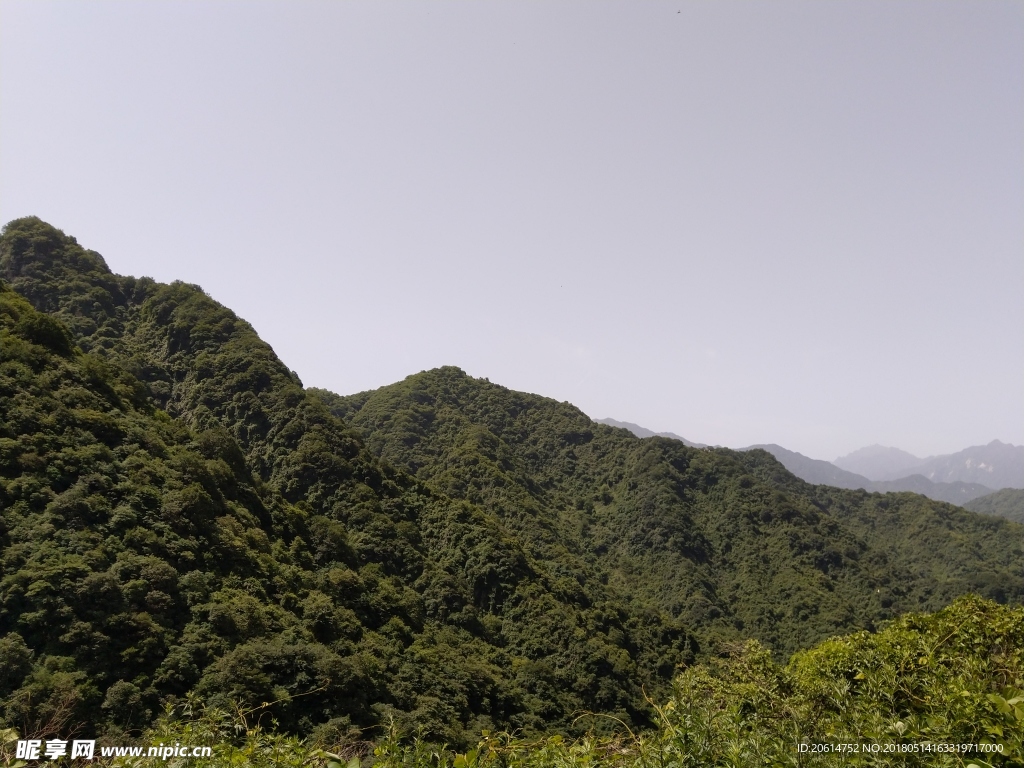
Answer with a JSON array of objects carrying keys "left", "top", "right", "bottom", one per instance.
[
  {"left": 0, "top": 281, "right": 348, "bottom": 736},
  {"left": 314, "top": 366, "right": 1024, "bottom": 657},
  {"left": 966, "top": 489, "right": 1024, "bottom": 524},
  {"left": 0, "top": 219, "right": 691, "bottom": 743},
  {"left": 2, "top": 597, "right": 1017, "bottom": 767}
]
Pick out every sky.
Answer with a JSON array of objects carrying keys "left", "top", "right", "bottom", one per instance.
[{"left": 1, "top": 1, "right": 1021, "bottom": 461}]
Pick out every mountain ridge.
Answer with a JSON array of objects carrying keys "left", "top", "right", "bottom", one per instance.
[
  {"left": 834, "top": 444, "right": 925, "bottom": 479},
  {"left": 836, "top": 440, "right": 1023, "bottom": 489},
  {"left": 592, "top": 418, "right": 705, "bottom": 447},
  {"left": 746, "top": 444, "right": 997, "bottom": 505},
  {"left": 316, "top": 369, "right": 1024, "bottom": 646},
  {"left": 603, "top": 420, "right": 1011, "bottom": 505},
  {"left": 0, "top": 217, "right": 692, "bottom": 742},
  {"left": 965, "top": 488, "right": 1024, "bottom": 524}
]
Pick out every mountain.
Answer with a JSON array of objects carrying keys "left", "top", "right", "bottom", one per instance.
[
  {"left": 610, "top": 434, "right": 1003, "bottom": 505},
  {"left": 836, "top": 441, "right": 1023, "bottom": 489},
  {"left": 742, "top": 444, "right": 873, "bottom": 490},
  {"left": 593, "top": 418, "right": 705, "bottom": 447},
  {"left": 912, "top": 441, "right": 1024, "bottom": 490},
  {"left": 747, "top": 444, "right": 995, "bottom": 505},
  {"left": 3, "top": 217, "right": 1024, "bottom": 746},
  {"left": 1, "top": 218, "right": 692, "bottom": 743},
  {"left": 868, "top": 475, "right": 995, "bottom": 506},
  {"left": 965, "top": 488, "right": 1024, "bottom": 524},
  {"left": 317, "top": 370, "right": 1024, "bottom": 647},
  {"left": 834, "top": 444, "right": 925, "bottom": 480}
]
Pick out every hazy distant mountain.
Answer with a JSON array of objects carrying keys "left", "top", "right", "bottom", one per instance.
[
  {"left": 834, "top": 444, "right": 925, "bottom": 480},
  {"left": 744, "top": 444, "right": 873, "bottom": 489},
  {"left": 747, "top": 445, "right": 994, "bottom": 505},
  {"left": 964, "top": 488, "right": 1024, "bottom": 524},
  {"left": 834, "top": 440, "right": 1023, "bottom": 489},
  {"left": 912, "top": 441, "right": 1023, "bottom": 490},
  {"left": 869, "top": 476, "right": 995, "bottom": 506},
  {"left": 595, "top": 418, "right": 705, "bottom": 447}
]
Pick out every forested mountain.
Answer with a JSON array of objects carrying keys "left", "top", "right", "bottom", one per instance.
[
  {"left": 741, "top": 444, "right": 874, "bottom": 490},
  {"left": 744, "top": 444, "right": 995, "bottom": 505},
  {"left": 603, "top": 426, "right": 998, "bottom": 505},
  {"left": 2, "top": 217, "right": 1024, "bottom": 749},
  {"left": 317, "top": 372, "right": 1024, "bottom": 648},
  {"left": 0, "top": 218, "right": 690, "bottom": 744},
  {"left": 965, "top": 488, "right": 1024, "bottom": 524}
]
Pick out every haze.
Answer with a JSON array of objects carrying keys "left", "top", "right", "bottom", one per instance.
[{"left": 1, "top": 1, "right": 1021, "bottom": 460}]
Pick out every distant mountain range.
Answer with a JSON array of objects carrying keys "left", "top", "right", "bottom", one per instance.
[
  {"left": 594, "top": 418, "right": 705, "bottom": 447},
  {"left": 740, "top": 445, "right": 996, "bottom": 506},
  {"left": 600, "top": 421, "right": 1022, "bottom": 507},
  {"left": 742, "top": 444, "right": 873, "bottom": 490},
  {"left": 835, "top": 441, "right": 1024, "bottom": 489},
  {"left": 833, "top": 445, "right": 925, "bottom": 480}
]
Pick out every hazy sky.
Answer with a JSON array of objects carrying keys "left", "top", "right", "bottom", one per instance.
[{"left": 2, "top": 1, "right": 1021, "bottom": 460}]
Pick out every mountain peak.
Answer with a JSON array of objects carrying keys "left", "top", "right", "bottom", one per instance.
[
  {"left": 831, "top": 440, "right": 1023, "bottom": 490},
  {"left": 834, "top": 444, "right": 924, "bottom": 480},
  {"left": 1, "top": 217, "right": 112, "bottom": 281}
]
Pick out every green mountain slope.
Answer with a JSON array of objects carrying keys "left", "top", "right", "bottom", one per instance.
[
  {"left": 0, "top": 282, "right": 360, "bottom": 736},
  {"left": 602, "top": 425, "right": 996, "bottom": 505},
  {"left": 741, "top": 443, "right": 875, "bottom": 489},
  {"left": 315, "top": 367, "right": 1024, "bottom": 655},
  {"left": 965, "top": 488, "right": 1024, "bottom": 524},
  {"left": 0, "top": 218, "right": 692, "bottom": 744},
  {"left": 3, "top": 217, "right": 1023, "bottom": 748}
]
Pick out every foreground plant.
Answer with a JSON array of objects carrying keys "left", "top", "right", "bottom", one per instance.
[{"left": 5, "top": 595, "right": 1014, "bottom": 768}]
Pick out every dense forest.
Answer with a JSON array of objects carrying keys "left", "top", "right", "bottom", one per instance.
[
  {"left": 1, "top": 217, "right": 1022, "bottom": 760},
  {"left": 314, "top": 370, "right": 1024, "bottom": 653},
  {"left": 4, "top": 594, "right": 1019, "bottom": 766},
  {"left": 966, "top": 489, "right": 1024, "bottom": 524}
]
